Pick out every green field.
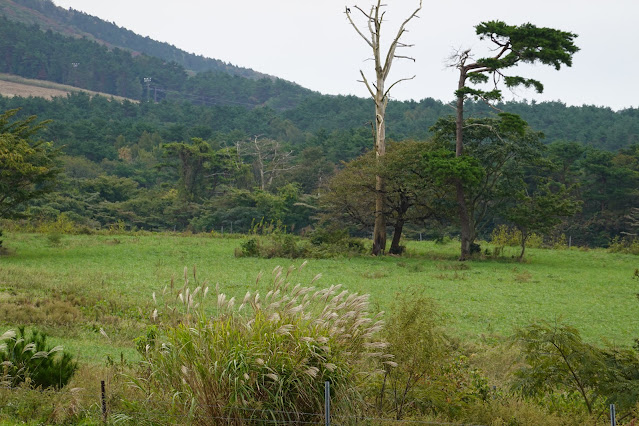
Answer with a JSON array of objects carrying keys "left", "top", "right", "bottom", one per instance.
[{"left": 1, "top": 231, "right": 637, "bottom": 366}]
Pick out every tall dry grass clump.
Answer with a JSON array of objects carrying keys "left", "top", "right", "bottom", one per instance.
[{"left": 135, "top": 263, "right": 389, "bottom": 425}]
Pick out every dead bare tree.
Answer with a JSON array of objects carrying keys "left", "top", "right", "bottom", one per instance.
[
  {"left": 249, "top": 135, "right": 295, "bottom": 191},
  {"left": 346, "top": 0, "right": 422, "bottom": 255}
]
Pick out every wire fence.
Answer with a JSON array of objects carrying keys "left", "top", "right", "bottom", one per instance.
[
  {"left": 99, "top": 379, "right": 490, "bottom": 426},
  {"left": 102, "top": 391, "right": 623, "bottom": 426},
  {"left": 1, "top": 377, "right": 621, "bottom": 425}
]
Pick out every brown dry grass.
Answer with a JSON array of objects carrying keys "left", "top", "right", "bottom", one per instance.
[
  {"left": 0, "top": 73, "right": 137, "bottom": 102},
  {"left": 0, "top": 79, "right": 72, "bottom": 99}
]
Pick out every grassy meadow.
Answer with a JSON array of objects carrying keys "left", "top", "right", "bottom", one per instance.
[{"left": 1, "top": 230, "right": 637, "bottom": 367}]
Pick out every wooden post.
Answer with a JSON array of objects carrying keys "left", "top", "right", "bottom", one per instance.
[{"left": 101, "top": 380, "right": 107, "bottom": 423}]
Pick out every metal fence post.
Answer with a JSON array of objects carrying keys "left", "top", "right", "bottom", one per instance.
[
  {"left": 101, "top": 380, "right": 107, "bottom": 423},
  {"left": 324, "top": 380, "right": 331, "bottom": 426},
  {"left": 610, "top": 404, "right": 616, "bottom": 426}
]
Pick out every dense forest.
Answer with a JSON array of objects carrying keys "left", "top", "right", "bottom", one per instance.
[
  {"left": 0, "top": 14, "right": 637, "bottom": 149},
  {"left": 2, "top": 91, "right": 638, "bottom": 249},
  {"left": 1, "top": 1, "right": 639, "bottom": 250}
]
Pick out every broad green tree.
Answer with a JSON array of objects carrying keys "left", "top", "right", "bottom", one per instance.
[
  {"left": 450, "top": 21, "right": 579, "bottom": 259},
  {"left": 431, "top": 114, "right": 544, "bottom": 253},
  {"left": 161, "top": 138, "right": 237, "bottom": 201},
  {"left": 321, "top": 140, "right": 449, "bottom": 254},
  {"left": 505, "top": 180, "right": 581, "bottom": 260}
]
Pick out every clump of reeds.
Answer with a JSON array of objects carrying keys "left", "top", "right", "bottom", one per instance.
[{"left": 137, "top": 262, "right": 390, "bottom": 424}]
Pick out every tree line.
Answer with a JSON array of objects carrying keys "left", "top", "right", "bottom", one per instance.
[
  {"left": 1, "top": 4, "right": 639, "bottom": 255},
  {"left": 1, "top": 94, "right": 638, "bottom": 251}
]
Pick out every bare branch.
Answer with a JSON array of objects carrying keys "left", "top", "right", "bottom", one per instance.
[
  {"left": 352, "top": 4, "right": 372, "bottom": 18},
  {"left": 393, "top": 55, "right": 416, "bottom": 62},
  {"left": 359, "top": 70, "right": 376, "bottom": 98},
  {"left": 369, "top": 7, "right": 378, "bottom": 50},
  {"left": 346, "top": 6, "right": 374, "bottom": 48},
  {"left": 382, "top": 0, "right": 422, "bottom": 80},
  {"left": 493, "top": 42, "right": 511, "bottom": 60},
  {"left": 384, "top": 75, "right": 416, "bottom": 99},
  {"left": 490, "top": 34, "right": 508, "bottom": 48},
  {"left": 445, "top": 48, "right": 472, "bottom": 70},
  {"left": 468, "top": 67, "right": 493, "bottom": 74}
]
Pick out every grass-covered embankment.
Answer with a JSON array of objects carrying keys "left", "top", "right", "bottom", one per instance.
[{"left": 0, "top": 231, "right": 637, "bottom": 365}]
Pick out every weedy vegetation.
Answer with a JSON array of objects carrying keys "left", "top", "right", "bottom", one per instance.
[
  {"left": 0, "top": 231, "right": 638, "bottom": 424},
  {"left": 132, "top": 264, "right": 389, "bottom": 424}
]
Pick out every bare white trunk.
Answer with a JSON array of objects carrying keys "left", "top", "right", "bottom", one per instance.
[{"left": 346, "top": 0, "right": 421, "bottom": 255}]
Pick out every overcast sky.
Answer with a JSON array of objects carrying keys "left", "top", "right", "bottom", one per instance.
[{"left": 51, "top": 0, "right": 638, "bottom": 111}]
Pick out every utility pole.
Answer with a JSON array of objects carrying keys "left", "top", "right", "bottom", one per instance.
[{"left": 143, "top": 77, "right": 152, "bottom": 102}]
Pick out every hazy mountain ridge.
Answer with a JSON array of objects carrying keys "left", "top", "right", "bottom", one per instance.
[
  {"left": 0, "top": 6, "right": 317, "bottom": 110},
  {"left": 1, "top": 0, "right": 270, "bottom": 80}
]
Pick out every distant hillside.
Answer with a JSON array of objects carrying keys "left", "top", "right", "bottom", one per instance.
[
  {"left": 0, "top": 0, "right": 637, "bottom": 153},
  {"left": 0, "top": 72, "right": 136, "bottom": 101},
  {"left": 0, "top": 13, "right": 317, "bottom": 109},
  {"left": 0, "top": 0, "right": 269, "bottom": 80}
]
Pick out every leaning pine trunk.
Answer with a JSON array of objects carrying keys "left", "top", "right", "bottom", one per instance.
[{"left": 455, "top": 67, "right": 473, "bottom": 261}]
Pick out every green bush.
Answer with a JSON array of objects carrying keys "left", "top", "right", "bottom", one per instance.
[
  {"left": 608, "top": 236, "right": 639, "bottom": 254},
  {"left": 0, "top": 327, "right": 78, "bottom": 389},
  {"left": 490, "top": 225, "right": 543, "bottom": 255},
  {"left": 374, "top": 291, "right": 491, "bottom": 420},
  {"left": 136, "top": 265, "right": 388, "bottom": 424},
  {"left": 236, "top": 231, "right": 368, "bottom": 259},
  {"left": 375, "top": 291, "right": 448, "bottom": 419},
  {"left": 237, "top": 236, "right": 260, "bottom": 257},
  {"left": 37, "top": 213, "right": 76, "bottom": 235},
  {"left": 46, "top": 232, "right": 63, "bottom": 247},
  {"left": 308, "top": 227, "right": 349, "bottom": 245},
  {"left": 236, "top": 234, "right": 306, "bottom": 258}
]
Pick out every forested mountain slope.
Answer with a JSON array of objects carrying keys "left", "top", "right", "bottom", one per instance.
[
  {"left": 0, "top": 0, "right": 267, "bottom": 79},
  {"left": 0, "top": 0, "right": 637, "bottom": 152}
]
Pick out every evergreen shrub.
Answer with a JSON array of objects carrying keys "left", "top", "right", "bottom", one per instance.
[{"left": 0, "top": 327, "right": 78, "bottom": 389}]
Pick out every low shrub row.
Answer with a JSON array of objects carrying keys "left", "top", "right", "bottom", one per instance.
[{"left": 236, "top": 228, "right": 368, "bottom": 259}]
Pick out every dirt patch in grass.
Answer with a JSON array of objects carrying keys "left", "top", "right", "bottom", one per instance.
[
  {"left": 433, "top": 271, "right": 468, "bottom": 280},
  {"left": 436, "top": 262, "right": 471, "bottom": 271},
  {"left": 362, "top": 270, "right": 388, "bottom": 279},
  {"left": 0, "top": 73, "right": 137, "bottom": 102},
  {"left": 0, "top": 79, "right": 71, "bottom": 99}
]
